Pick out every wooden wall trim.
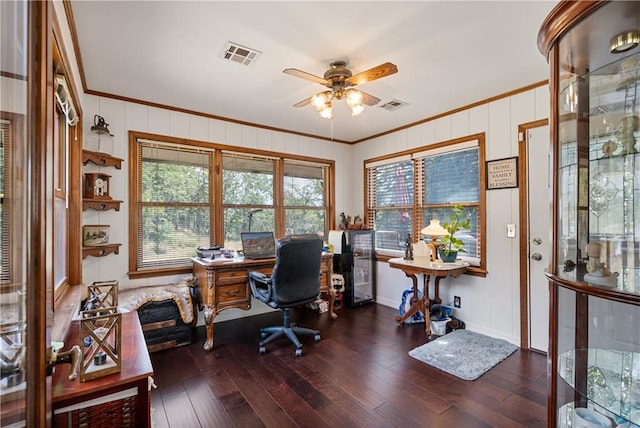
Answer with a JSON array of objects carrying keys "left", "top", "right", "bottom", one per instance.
[
  {"left": 61, "top": 0, "right": 88, "bottom": 95},
  {"left": 352, "top": 80, "right": 548, "bottom": 144},
  {"left": 83, "top": 81, "right": 549, "bottom": 147},
  {"left": 88, "top": 89, "right": 352, "bottom": 145},
  {"left": 52, "top": 12, "right": 83, "bottom": 118}
]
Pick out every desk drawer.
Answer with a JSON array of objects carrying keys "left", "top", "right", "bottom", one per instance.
[
  {"left": 217, "top": 269, "right": 248, "bottom": 285},
  {"left": 217, "top": 283, "right": 248, "bottom": 304}
]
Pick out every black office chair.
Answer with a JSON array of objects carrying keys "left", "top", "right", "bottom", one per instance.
[{"left": 248, "top": 236, "right": 323, "bottom": 356}]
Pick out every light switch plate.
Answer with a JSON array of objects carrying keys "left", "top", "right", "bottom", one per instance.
[{"left": 507, "top": 224, "right": 516, "bottom": 238}]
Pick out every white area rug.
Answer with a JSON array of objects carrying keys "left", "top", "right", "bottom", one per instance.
[{"left": 408, "top": 329, "right": 518, "bottom": 380}]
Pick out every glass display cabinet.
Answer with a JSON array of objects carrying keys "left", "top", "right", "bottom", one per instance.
[
  {"left": 539, "top": 2, "right": 640, "bottom": 427},
  {"left": 333, "top": 230, "right": 376, "bottom": 307}
]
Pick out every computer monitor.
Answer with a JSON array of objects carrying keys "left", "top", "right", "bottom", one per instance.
[{"left": 240, "top": 231, "right": 276, "bottom": 259}]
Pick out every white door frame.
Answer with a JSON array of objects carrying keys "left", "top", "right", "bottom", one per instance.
[{"left": 518, "top": 118, "right": 550, "bottom": 351}]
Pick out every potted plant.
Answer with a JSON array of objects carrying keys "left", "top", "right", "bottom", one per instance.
[{"left": 439, "top": 204, "right": 470, "bottom": 262}]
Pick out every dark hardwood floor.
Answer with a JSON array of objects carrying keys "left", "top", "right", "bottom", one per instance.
[{"left": 150, "top": 304, "right": 547, "bottom": 427}]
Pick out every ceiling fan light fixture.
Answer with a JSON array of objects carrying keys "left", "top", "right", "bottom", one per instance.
[
  {"left": 312, "top": 91, "right": 331, "bottom": 111},
  {"left": 345, "top": 89, "right": 363, "bottom": 108},
  {"left": 319, "top": 103, "right": 333, "bottom": 119},
  {"left": 285, "top": 60, "right": 397, "bottom": 120},
  {"left": 350, "top": 104, "right": 365, "bottom": 116}
]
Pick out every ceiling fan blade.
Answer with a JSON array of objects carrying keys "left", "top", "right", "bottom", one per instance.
[
  {"left": 348, "top": 62, "right": 398, "bottom": 86},
  {"left": 360, "top": 91, "right": 381, "bottom": 106},
  {"left": 283, "top": 68, "right": 328, "bottom": 85},
  {"left": 293, "top": 97, "right": 312, "bottom": 108}
]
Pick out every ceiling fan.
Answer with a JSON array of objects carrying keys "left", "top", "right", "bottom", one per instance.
[{"left": 283, "top": 60, "right": 398, "bottom": 119}]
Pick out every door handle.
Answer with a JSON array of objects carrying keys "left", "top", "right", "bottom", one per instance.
[
  {"left": 532, "top": 237, "right": 542, "bottom": 245},
  {"left": 531, "top": 253, "right": 542, "bottom": 261}
]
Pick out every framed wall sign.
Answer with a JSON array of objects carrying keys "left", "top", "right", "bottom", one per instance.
[{"left": 486, "top": 157, "right": 518, "bottom": 190}]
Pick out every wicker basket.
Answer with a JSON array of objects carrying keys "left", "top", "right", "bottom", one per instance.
[{"left": 55, "top": 395, "right": 138, "bottom": 428}]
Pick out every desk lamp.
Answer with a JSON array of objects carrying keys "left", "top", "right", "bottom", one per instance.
[{"left": 421, "top": 219, "right": 448, "bottom": 261}]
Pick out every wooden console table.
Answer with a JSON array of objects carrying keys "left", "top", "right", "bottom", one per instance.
[
  {"left": 388, "top": 257, "right": 468, "bottom": 336},
  {"left": 192, "top": 253, "right": 335, "bottom": 351},
  {"left": 52, "top": 311, "right": 153, "bottom": 427}
]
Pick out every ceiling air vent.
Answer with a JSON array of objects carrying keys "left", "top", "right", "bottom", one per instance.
[
  {"left": 221, "top": 42, "right": 262, "bottom": 67},
  {"left": 379, "top": 99, "right": 409, "bottom": 112}
]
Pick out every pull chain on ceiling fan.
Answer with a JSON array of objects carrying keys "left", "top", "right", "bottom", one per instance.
[{"left": 283, "top": 60, "right": 398, "bottom": 119}]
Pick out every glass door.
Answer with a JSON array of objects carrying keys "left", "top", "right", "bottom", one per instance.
[{"left": 348, "top": 230, "right": 376, "bottom": 306}]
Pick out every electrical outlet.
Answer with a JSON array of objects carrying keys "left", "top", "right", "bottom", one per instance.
[{"left": 454, "top": 296, "right": 461, "bottom": 308}]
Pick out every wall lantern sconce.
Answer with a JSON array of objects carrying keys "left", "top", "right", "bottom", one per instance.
[
  {"left": 85, "top": 115, "right": 114, "bottom": 154},
  {"left": 90, "top": 115, "right": 111, "bottom": 135}
]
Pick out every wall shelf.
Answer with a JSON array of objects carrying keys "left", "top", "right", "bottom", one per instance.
[
  {"left": 82, "top": 243, "right": 122, "bottom": 259},
  {"left": 82, "top": 150, "right": 123, "bottom": 169},
  {"left": 82, "top": 198, "right": 122, "bottom": 211}
]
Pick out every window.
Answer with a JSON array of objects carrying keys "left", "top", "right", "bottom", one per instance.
[
  {"left": 366, "top": 134, "right": 486, "bottom": 274},
  {"left": 419, "top": 145, "right": 480, "bottom": 259},
  {"left": 136, "top": 142, "right": 213, "bottom": 271},
  {"left": 222, "top": 152, "right": 275, "bottom": 250},
  {"left": 0, "top": 119, "right": 12, "bottom": 285},
  {"left": 283, "top": 160, "right": 328, "bottom": 236},
  {"left": 53, "top": 74, "right": 78, "bottom": 294},
  {"left": 0, "top": 113, "right": 27, "bottom": 290},
  {"left": 366, "top": 157, "right": 414, "bottom": 251},
  {"left": 130, "top": 132, "right": 334, "bottom": 277}
]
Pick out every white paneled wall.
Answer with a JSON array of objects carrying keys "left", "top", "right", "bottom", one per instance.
[
  {"left": 354, "top": 86, "right": 550, "bottom": 345},
  {"left": 81, "top": 85, "right": 548, "bottom": 334},
  {"left": 81, "top": 95, "right": 356, "bottom": 323},
  {"left": 54, "top": 0, "right": 550, "bottom": 338}
]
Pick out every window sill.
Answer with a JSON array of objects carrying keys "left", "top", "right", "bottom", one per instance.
[{"left": 128, "top": 266, "right": 193, "bottom": 280}]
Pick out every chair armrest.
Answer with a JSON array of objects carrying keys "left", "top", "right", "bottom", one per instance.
[
  {"left": 248, "top": 271, "right": 269, "bottom": 283},
  {"left": 248, "top": 271, "right": 271, "bottom": 303}
]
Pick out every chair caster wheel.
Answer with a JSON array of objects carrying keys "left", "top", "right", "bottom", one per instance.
[
  {"left": 295, "top": 348, "right": 303, "bottom": 357},
  {"left": 314, "top": 334, "right": 321, "bottom": 342},
  {"left": 259, "top": 346, "right": 266, "bottom": 355}
]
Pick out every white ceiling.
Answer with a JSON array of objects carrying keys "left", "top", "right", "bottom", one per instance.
[{"left": 69, "top": 1, "right": 558, "bottom": 143}]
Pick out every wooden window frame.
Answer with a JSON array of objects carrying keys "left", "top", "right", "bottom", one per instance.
[
  {"left": 365, "top": 133, "right": 487, "bottom": 276},
  {"left": 128, "top": 131, "right": 335, "bottom": 279}
]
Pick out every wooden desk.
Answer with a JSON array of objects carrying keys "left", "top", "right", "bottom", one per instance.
[
  {"left": 192, "top": 253, "right": 335, "bottom": 351},
  {"left": 52, "top": 311, "right": 153, "bottom": 427},
  {"left": 388, "top": 257, "right": 468, "bottom": 336}
]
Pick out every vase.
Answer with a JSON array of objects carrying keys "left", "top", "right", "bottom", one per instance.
[{"left": 440, "top": 250, "right": 458, "bottom": 263}]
